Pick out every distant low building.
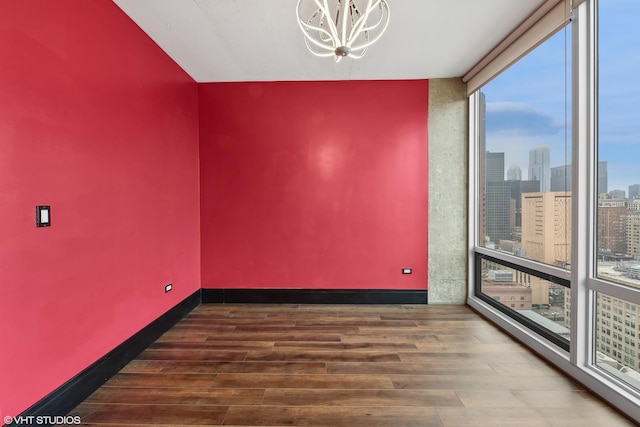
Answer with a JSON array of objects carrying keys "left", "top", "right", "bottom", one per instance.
[{"left": 482, "top": 280, "right": 532, "bottom": 311}]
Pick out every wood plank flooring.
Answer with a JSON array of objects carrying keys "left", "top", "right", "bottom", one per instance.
[{"left": 68, "top": 304, "right": 635, "bottom": 426}]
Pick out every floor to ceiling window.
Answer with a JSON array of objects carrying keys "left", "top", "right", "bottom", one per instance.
[
  {"left": 468, "top": 0, "right": 640, "bottom": 420},
  {"left": 474, "top": 26, "right": 572, "bottom": 350},
  {"left": 593, "top": 0, "right": 640, "bottom": 392}
]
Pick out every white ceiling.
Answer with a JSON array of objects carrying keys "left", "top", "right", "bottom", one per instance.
[{"left": 112, "top": 0, "right": 546, "bottom": 83}]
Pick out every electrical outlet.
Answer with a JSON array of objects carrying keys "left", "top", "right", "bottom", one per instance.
[
  {"left": 36, "top": 205, "right": 51, "bottom": 227},
  {"left": 165, "top": 283, "right": 173, "bottom": 293}
]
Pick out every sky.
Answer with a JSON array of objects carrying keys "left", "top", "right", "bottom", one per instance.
[{"left": 483, "top": 0, "right": 640, "bottom": 194}]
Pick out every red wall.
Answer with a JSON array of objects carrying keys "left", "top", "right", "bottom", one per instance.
[
  {"left": 199, "top": 81, "right": 428, "bottom": 290},
  {"left": 0, "top": 1, "right": 200, "bottom": 418}
]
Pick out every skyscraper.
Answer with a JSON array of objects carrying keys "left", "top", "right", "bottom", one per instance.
[
  {"left": 521, "top": 191, "right": 571, "bottom": 267},
  {"left": 627, "top": 212, "right": 640, "bottom": 258},
  {"left": 598, "top": 161, "right": 608, "bottom": 195},
  {"left": 547, "top": 162, "right": 608, "bottom": 194},
  {"left": 597, "top": 205, "right": 627, "bottom": 255},
  {"left": 529, "top": 146, "right": 550, "bottom": 192},
  {"left": 608, "top": 190, "right": 625, "bottom": 200},
  {"left": 510, "top": 180, "right": 540, "bottom": 229},
  {"left": 484, "top": 152, "right": 511, "bottom": 244},
  {"left": 551, "top": 164, "right": 572, "bottom": 192},
  {"left": 629, "top": 184, "right": 640, "bottom": 199},
  {"left": 486, "top": 181, "right": 512, "bottom": 244},
  {"left": 507, "top": 165, "right": 522, "bottom": 181},
  {"left": 486, "top": 152, "right": 505, "bottom": 183}
]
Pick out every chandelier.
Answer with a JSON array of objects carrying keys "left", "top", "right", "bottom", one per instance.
[{"left": 296, "top": 0, "right": 390, "bottom": 62}]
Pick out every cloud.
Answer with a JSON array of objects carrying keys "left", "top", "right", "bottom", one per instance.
[
  {"left": 483, "top": 103, "right": 571, "bottom": 181},
  {"left": 486, "top": 102, "right": 564, "bottom": 135}
]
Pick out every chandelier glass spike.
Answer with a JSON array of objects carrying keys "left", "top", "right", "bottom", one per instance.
[{"left": 296, "top": 0, "right": 390, "bottom": 62}]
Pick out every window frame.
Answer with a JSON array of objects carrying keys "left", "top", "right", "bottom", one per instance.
[
  {"left": 475, "top": 252, "right": 571, "bottom": 351},
  {"left": 467, "top": 0, "right": 640, "bottom": 419}
]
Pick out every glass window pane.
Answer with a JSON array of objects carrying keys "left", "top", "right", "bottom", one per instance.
[
  {"left": 595, "top": 292, "right": 640, "bottom": 390},
  {"left": 478, "top": 29, "right": 572, "bottom": 270},
  {"left": 596, "top": 0, "right": 640, "bottom": 290},
  {"left": 478, "top": 257, "right": 570, "bottom": 345}
]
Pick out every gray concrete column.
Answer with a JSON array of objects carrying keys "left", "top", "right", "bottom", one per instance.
[{"left": 427, "top": 78, "right": 468, "bottom": 304}]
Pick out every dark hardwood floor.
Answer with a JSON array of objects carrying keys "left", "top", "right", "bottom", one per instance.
[{"left": 68, "top": 304, "right": 635, "bottom": 426}]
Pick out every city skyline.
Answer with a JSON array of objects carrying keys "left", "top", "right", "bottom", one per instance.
[{"left": 483, "top": 0, "right": 640, "bottom": 193}]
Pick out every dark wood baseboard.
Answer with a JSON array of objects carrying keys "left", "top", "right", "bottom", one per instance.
[
  {"left": 202, "top": 288, "right": 427, "bottom": 304},
  {"left": 10, "top": 287, "right": 426, "bottom": 426},
  {"left": 10, "top": 289, "right": 201, "bottom": 426}
]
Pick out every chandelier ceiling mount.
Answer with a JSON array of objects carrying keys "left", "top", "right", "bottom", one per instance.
[{"left": 296, "top": 0, "right": 390, "bottom": 62}]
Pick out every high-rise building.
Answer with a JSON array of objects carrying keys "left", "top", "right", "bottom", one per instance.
[
  {"left": 521, "top": 191, "right": 572, "bottom": 267},
  {"left": 609, "top": 190, "right": 626, "bottom": 200},
  {"left": 627, "top": 212, "right": 640, "bottom": 259},
  {"left": 486, "top": 180, "right": 512, "bottom": 244},
  {"left": 629, "top": 199, "right": 640, "bottom": 212},
  {"left": 551, "top": 164, "right": 572, "bottom": 192},
  {"left": 598, "top": 205, "right": 628, "bottom": 255},
  {"left": 595, "top": 295, "right": 640, "bottom": 374},
  {"left": 509, "top": 180, "right": 540, "bottom": 229},
  {"left": 528, "top": 146, "right": 550, "bottom": 192},
  {"left": 548, "top": 162, "right": 608, "bottom": 194},
  {"left": 507, "top": 165, "right": 522, "bottom": 181},
  {"left": 483, "top": 151, "right": 512, "bottom": 245},
  {"left": 598, "top": 161, "right": 608, "bottom": 195},
  {"left": 486, "top": 152, "right": 505, "bottom": 183},
  {"left": 629, "top": 184, "right": 640, "bottom": 200}
]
